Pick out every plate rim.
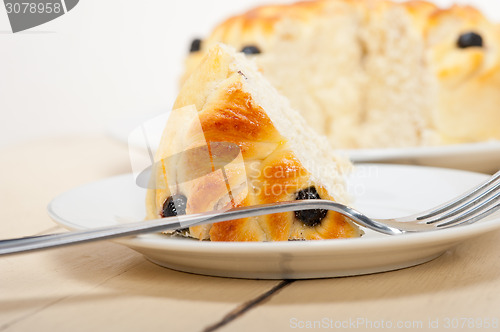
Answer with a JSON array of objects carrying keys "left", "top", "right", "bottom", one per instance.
[{"left": 344, "top": 140, "right": 500, "bottom": 162}]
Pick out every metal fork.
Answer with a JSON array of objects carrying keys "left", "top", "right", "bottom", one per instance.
[{"left": 1, "top": 170, "right": 499, "bottom": 256}]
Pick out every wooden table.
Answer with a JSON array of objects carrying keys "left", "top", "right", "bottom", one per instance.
[{"left": 1, "top": 136, "right": 500, "bottom": 332}]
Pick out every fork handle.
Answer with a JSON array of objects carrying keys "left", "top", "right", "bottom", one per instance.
[
  {"left": 1, "top": 200, "right": 377, "bottom": 256},
  {"left": 0, "top": 218, "right": 181, "bottom": 256}
]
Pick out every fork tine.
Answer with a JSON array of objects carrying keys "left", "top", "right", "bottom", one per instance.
[
  {"left": 434, "top": 191, "right": 500, "bottom": 228},
  {"left": 424, "top": 175, "right": 500, "bottom": 224},
  {"left": 436, "top": 203, "right": 500, "bottom": 229},
  {"left": 416, "top": 170, "right": 500, "bottom": 222}
]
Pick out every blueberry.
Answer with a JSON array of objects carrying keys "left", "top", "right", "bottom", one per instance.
[
  {"left": 161, "top": 194, "right": 187, "bottom": 217},
  {"left": 241, "top": 45, "right": 261, "bottom": 55},
  {"left": 294, "top": 187, "right": 328, "bottom": 227},
  {"left": 189, "top": 38, "right": 202, "bottom": 53},
  {"left": 457, "top": 32, "right": 483, "bottom": 48}
]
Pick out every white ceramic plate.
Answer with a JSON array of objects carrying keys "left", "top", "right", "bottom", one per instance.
[
  {"left": 108, "top": 114, "right": 500, "bottom": 174},
  {"left": 48, "top": 164, "right": 500, "bottom": 279},
  {"left": 343, "top": 141, "right": 500, "bottom": 174}
]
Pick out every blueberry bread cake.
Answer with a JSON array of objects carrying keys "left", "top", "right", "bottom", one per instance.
[
  {"left": 183, "top": 0, "right": 500, "bottom": 148},
  {"left": 146, "top": 44, "right": 362, "bottom": 241}
]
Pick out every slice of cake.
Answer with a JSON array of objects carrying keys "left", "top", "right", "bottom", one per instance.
[{"left": 146, "top": 44, "right": 362, "bottom": 241}]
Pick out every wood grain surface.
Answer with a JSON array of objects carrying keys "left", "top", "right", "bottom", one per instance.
[{"left": 1, "top": 136, "right": 499, "bottom": 332}]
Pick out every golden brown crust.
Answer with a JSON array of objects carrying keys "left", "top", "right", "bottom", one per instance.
[
  {"left": 198, "top": 81, "right": 284, "bottom": 160},
  {"left": 257, "top": 149, "right": 309, "bottom": 241},
  {"left": 214, "top": 0, "right": 329, "bottom": 40},
  {"left": 208, "top": 194, "right": 265, "bottom": 242}
]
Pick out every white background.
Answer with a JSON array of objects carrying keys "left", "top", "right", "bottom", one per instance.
[{"left": 0, "top": 0, "right": 499, "bottom": 148}]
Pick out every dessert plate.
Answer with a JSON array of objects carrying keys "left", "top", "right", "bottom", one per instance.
[
  {"left": 48, "top": 164, "right": 500, "bottom": 279},
  {"left": 108, "top": 114, "right": 500, "bottom": 174}
]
